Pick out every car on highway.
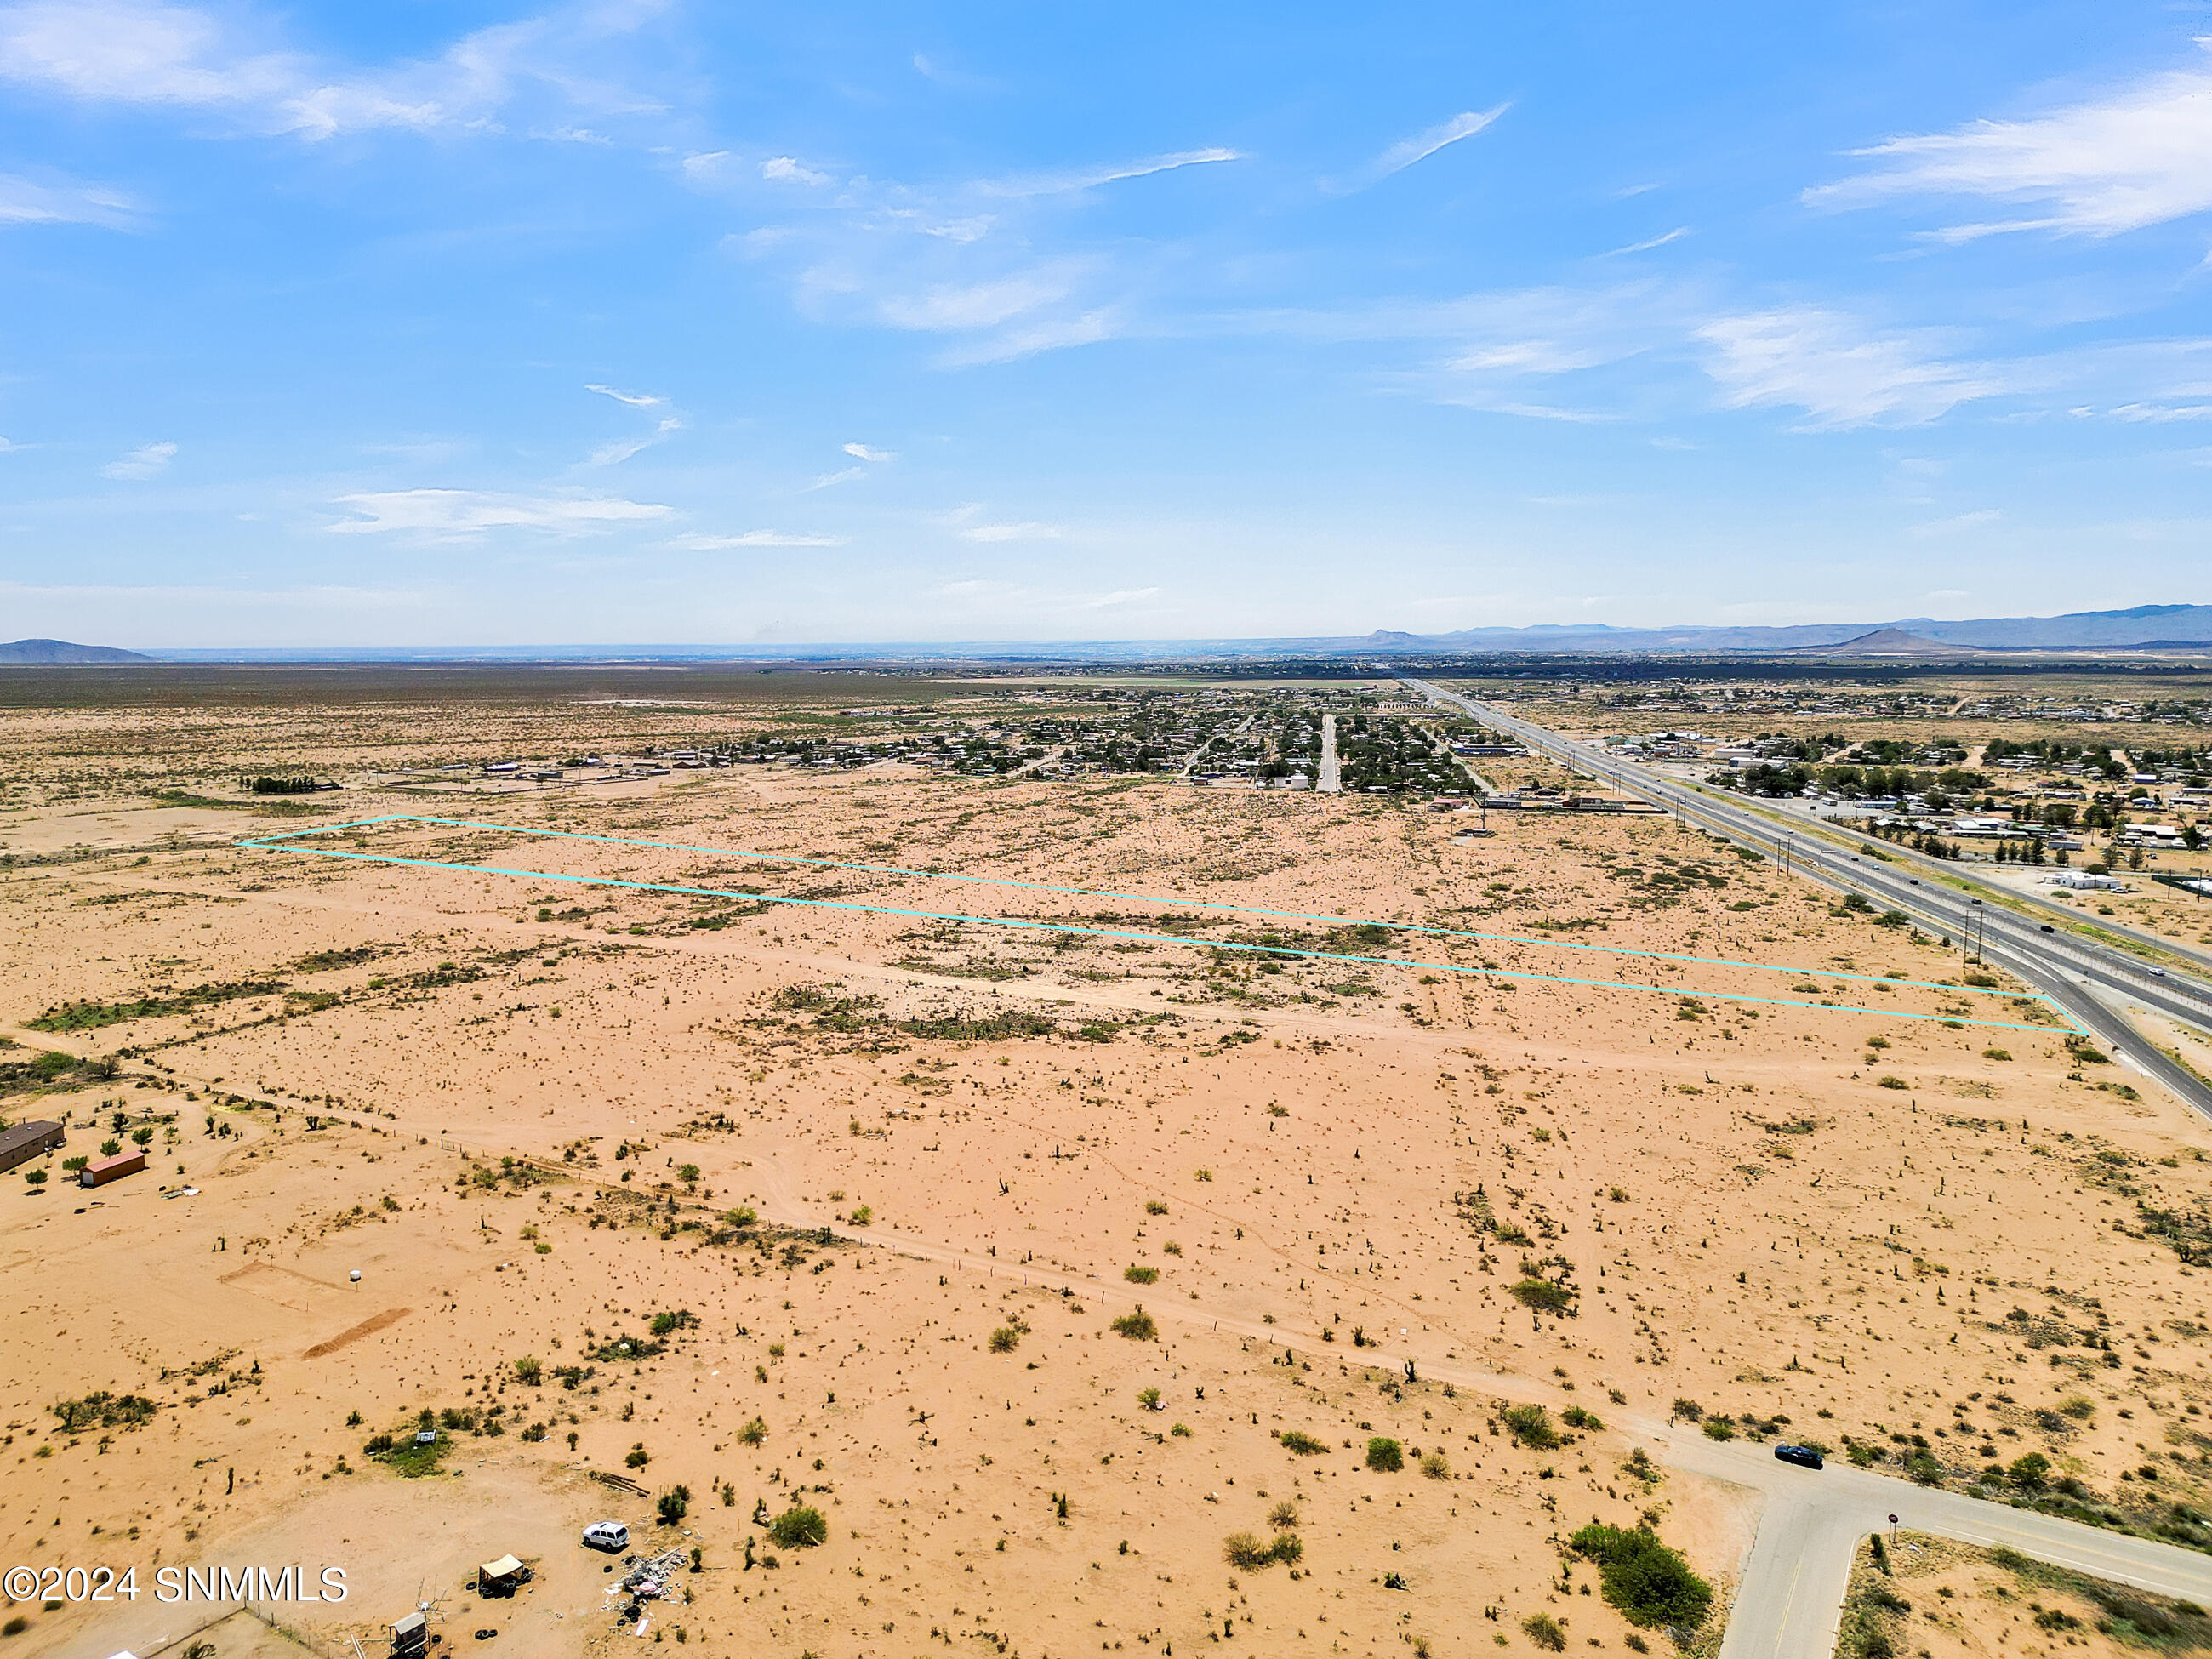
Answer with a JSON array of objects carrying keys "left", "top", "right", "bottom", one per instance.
[
  {"left": 2041, "top": 924, "right": 2055, "bottom": 933},
  {"left": 1774, "top": 1444, "right": 1825, "bottom": 1471}
]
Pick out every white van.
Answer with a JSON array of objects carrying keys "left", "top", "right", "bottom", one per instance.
[{"left": 583, "top": 1521, "right": 630, "bottom": 1553}]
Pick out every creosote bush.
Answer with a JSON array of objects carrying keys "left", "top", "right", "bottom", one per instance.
[
  {"left": 767, "top": 1505, "right": 827, "bottom": 1548},
  {"left": 1110, "top": 1308, "right": 1157, "bottom": 1341},
  {"left": 1365, "top": 1436, "right": 1404, "bottom": 1472}
]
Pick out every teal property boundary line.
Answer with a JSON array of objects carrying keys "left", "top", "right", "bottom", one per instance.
[{"left": 237, "top": 814, "right": 2088, "bottom": 1036}]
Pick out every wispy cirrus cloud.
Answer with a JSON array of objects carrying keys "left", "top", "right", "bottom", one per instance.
[
  {"left": 102, "top": 440, "right": 176, "bottom": 478},
  {"left": 1330, "top": 105, "right": 1507, "bottom": 192},
  {"left": 0, "top": 169, "right": 139, "bottom": 227},
  {"left": 1696, "top": 308, "right": 2002, "bottom": 428},
  {"left": 705, "top": 136, "right": 1241, "bottom": 366},
  {"left": 328, "top": 487, "right": 670, "bottom": 540},
  {"left": 1810, "top": 45, "right": 2212, "bottom": 237},
  {"left": 582, "top": 383, "right": 681, "bottom": 465},
  {"left": 584, "top": 383, "right": 664, "bottom": 408},
  {"left": 589, "top": 415, "right": 681, "bottom": 466},
  {"left": 669, "top": 529, "right": 844, "bottom": 549},
  {"left": 0, "top": 0, "right": 669, "bottom": 141},
  {"left": 977, "top": 147, "right": 1240, "bottom": 200}
]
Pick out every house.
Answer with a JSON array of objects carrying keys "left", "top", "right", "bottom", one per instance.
[
  {"left": 0, "top": 1120, "right": 63, "bottom": 1175},
  {"left": 2050, "top": 872, "right": 2125, "bottom": 891}
]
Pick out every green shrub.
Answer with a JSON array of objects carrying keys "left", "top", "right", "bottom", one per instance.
[
  {"left": 1110, "top": 1308, "right": 1157, "bottom": 1341},
  {"left": 989, "top": 1326, "right": 1022, "bottom": 1353},
  {"left": 1223, "top": 1531, "right": 1271, "bottom": 1569},
  {"left": 1702, "top": 1417, "right": 1736, "bottom": 1441},
  {"left": 657, "top": 1485, "right": 691, "bottom": 1525},
  {"left": 1510, "top": 1278, "right": 1576, "bottom": 1314},
  {"left": 737, "top": 1417, "right": 767, "bottom": 1445},
  {"left": 1560, "top": 1405, "right": 1601, "bottom": 1430},
  {"left": 1365, "top": 1437, "right": 1404, "bottom": 1472},
  {"left": 767, "top": 1505, "right": 827, "bottom": 1548},
  {"left": 1124, "top": 1265, "right": 1159, "bottom": 1285},
  {"left": 1419, "top": 1450, "right": 1449, "bottom": 1479},
  {"left": 1521, "top": 1612, "right": 1567, "bottom": 1650},
  {"left": 1570, "top": 1523, "right": 1713, "bottom": 1630},
  {"left": 1279, "top": 1430, "right": 1329, "bottom": 1455},
  {"left": 1502, "top": 1405, "right": 1561, "bottom": 1450},
  {"left": 513, "top": 1356, "right": 541, "bottom": 1386}
]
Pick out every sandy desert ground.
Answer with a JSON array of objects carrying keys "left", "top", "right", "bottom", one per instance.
[{"left": 2, "top": 678, "right": 2209, "bottom": 1658}]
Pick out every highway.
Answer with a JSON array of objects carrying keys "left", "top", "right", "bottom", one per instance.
[{"left": 1400, "top": 676, "right": 2212, "bottom": 1123}]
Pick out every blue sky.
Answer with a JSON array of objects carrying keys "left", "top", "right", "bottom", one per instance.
[{"left": 1, "top": 1, "right": 2209, "bottom": 647}]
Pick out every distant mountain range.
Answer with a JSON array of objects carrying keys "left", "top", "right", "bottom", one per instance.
[
  {"left": 1354, "top": 603, "right": 2212, "bottom": 655},
  {"left": 14, "top": 604, "right": 2212, "bottom": 663},
  {"left": 0, "top": 638, "right": 153, "bottom": 664}
]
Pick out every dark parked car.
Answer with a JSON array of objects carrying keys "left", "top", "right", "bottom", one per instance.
[{"left": 1775, "top": 1444, "right": 1825, "bottom": 1471}]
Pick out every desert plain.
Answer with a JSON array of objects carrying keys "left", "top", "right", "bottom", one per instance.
[{"left": 2, "top": 668, "right": 2210, "bottom": 1659}]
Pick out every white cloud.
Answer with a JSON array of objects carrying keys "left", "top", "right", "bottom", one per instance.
[
  {"left": 802, "top": 465, "right": 867, "bottom": 491},
  {"left": 0, "top": 0, "right": 666, "bottom": 142},
  {"left": 101, "top": 440, "right": 175, "bottom": 479},
  {"left": 841, "top": 442, "right": 894, "bottom": 462},
  {"left": 0, "top": 170, "right": 138, "bottom": 227},
  {"left": 328, "top": 487, "right": 670, "bottom": 539},
  {"left": 761, "top": 155, "right": 831, "bottom": 186},
  {"left": 585, "top": 383, "right": 663, "bottom": 408},
  {"left": 1811, "top": 47, "right": 2212, "bottom": 237},
  {"left": 978, "top": 147, "right": 1241, "bottom": 200},
  {"left": 588, "top": 414, "right": 682, "bottom": 466},
  {"left": 959, "top": 520, "right": 1060, "bottom": 543},
  {"left": 1602, "top": 226, "right": 1689, "bottom": 257},
  {"left": 670, "top": 530, "right": 844, "bottom": 549},
  {"left": 1696, "top": 308, "right": 2001, "bottom": 427},
  {"left": 1911, "top": 509, "right": 2002, "bottom": 537},
  {"left": 1341, "top": 105, "right": 1508, "bottom": 191},
  {"left": 879, "top": 271, "right": 1074, "bottom": 332}
]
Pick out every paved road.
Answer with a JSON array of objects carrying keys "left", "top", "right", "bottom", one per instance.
[
  {"left": 1692, "top": 787, "right": 2212, "bottom": 979},
  {"left": 1667, "top": 1434, "right": 2212, "bottom": 1657},
  {"left": 1400, "top": 676, "right": 2212, "bottom": 1122},
  {"left": 1317, "top": 711, "right": 1341, "bottom": 793}
]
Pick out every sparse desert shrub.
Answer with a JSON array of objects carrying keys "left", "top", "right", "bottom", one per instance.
[
  {"left": 1278, "top": 1430, "right": 1328, "bottom": 1456},
  {"left": 1268, "top": 1533, "right": 1303, "bottom": 1565},
  {"left": 1419, "top": 1450, "right": 1449, "bottom": 1479},
  {"left": 1223, "top": 1531, "right": 1271, "bottom": 1570},
  {"left": 1671, "top": 1399, "right": 1703, "bottom": 1422},
  {"left": 513, "top": 1356, "right": 542, "bottom": 1386},
  {"left": 1144, "top": 1200, "right": 1168, "bottom": 1215},
  {"left": 657, "top": 1485, "right": 691, "bottom": 1525},
  {"left": 738, "top": 1417, "right": 767, "bottom": 1445},
  {"left": 1268, "top": 1501, "right": 1299, "bottom": 1529},
  {"left": 767, "top": 1505, "right": 827, "bottom": 1548},
  {"left": 1521, "top": 1612, "right": 1567, "bottom": 1650},
  {"left": 989, "top": 1326, "right": 1022, "bottom": 1353},
  {"left": 1365, "top": 1437, "right": 1404, "bottom": 1472},
  {"left": 1876, "top": 1075, "right": 1909, "bottom": 1090},
  {"left": 1702, "top": 1417, "right": 1736, "bottom": 1441},
  {"left": 847, "top": 1205, "right": 871, "bottom": 1226},
  {"left": 1110, "top": 1308, "right": 1157, "bottom": 1341},
  {"left": 1983, "top": 1047, "right": 2012, "bottom": 1062},
  {"left": 1510, "top": 1278, "right": 1576, "bottom": 1314},
  {"left": 1124, "top": 1265, "right": 1159, "bottom": 1285},
  {"left": 625, "top": 1446, "right": 651, "bottom": 1468},
  {"left": 1560, "top": 1405, "right": 1601, "bottom": 1430},
  {"left": 1502, "top": 1405, "right": 1561, "bottom": 1450},
  {"left": 1570, "top": 1522, "right": 1713, "bottom": 1629}
]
